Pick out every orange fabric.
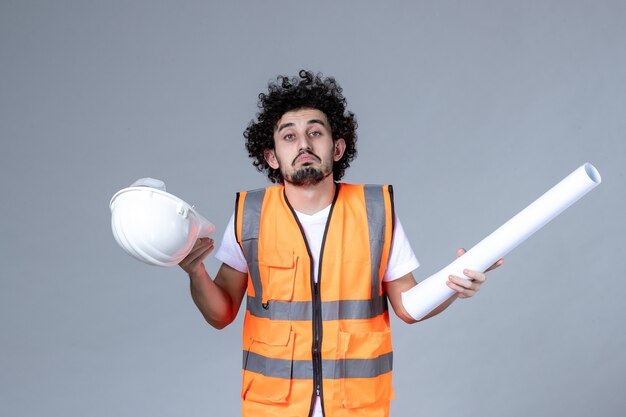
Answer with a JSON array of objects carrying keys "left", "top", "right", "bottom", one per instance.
[{"left": 236, "top": 184, "right": 395, "bottom": 417}]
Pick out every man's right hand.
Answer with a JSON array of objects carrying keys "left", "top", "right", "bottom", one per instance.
[{"left": 179, "top": 237, "right": 215, "bottom": 276}]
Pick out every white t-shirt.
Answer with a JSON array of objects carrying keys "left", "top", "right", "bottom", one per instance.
[{"left": 214, "top": 205, "right": 419, "bottom": 417}]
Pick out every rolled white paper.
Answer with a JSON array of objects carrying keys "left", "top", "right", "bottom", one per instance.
[{"left": 402, "top": 163, "right": 602, "bottom": 321}]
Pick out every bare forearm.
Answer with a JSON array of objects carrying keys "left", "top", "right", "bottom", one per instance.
[
  {"left": 385, "top": 275, "right": 458, "bottom": 324},
  {"left": 189, "top": 265, "right": 238, "bottom": 329},
  {"left": 179, "top": 238, "right": 247, "bottom": 329}
]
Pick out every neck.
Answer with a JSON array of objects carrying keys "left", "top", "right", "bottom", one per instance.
[{"left": 283, "top": 175, "right": 336, "bottom": 215}]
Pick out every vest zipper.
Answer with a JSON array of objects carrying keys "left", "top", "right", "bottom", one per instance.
[
  {"left": 312, "top": 279, "right": 323, "bottom": 411},
  {"left": 284, "top": 184, "right": 340, "bottom": 417}
]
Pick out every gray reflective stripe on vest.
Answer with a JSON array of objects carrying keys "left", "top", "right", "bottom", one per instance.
[
  {"left": 246, "top": 295, "right": 387, "bottom": 321},
  {"left": 240, "top": 189, "right": 265, "bottom": 302},
  {"left": 363, "top": 184, "right": 387, "bottom": 301},
  {"left": 243, "top": 350, "right": 393, "bottom": 380}
]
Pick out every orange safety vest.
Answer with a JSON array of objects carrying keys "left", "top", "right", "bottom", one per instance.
[{"left": 235, "top": 183, "right": 395, "bottom": 417}]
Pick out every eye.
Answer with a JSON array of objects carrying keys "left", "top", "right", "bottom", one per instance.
[
  {"left": 308, "top": 130, "right": 322, "bottom": 137},
  {"left": 283, "top": 133, "right": 295, "bottom": 141}
]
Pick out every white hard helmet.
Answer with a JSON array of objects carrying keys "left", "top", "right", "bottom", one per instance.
[{"left": 110, "top": 178, "right": 215, "bottom": 267}]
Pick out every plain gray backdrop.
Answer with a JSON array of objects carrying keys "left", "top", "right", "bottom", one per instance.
[{"left": 1, "top": 1, "right": 624, "bottom": 416}]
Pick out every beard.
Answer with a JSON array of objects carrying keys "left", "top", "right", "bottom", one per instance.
[{"left": 285, "top": 165, "right": 328, "bottom": 186}]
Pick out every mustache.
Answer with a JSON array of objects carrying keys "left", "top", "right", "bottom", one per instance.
[{"left": 292, "top": 150, "right": 321, "bottom": 166}]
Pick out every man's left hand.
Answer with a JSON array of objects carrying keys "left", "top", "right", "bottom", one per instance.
[{"left": 446, "top": 248, "right": 504, "bottom": 299}]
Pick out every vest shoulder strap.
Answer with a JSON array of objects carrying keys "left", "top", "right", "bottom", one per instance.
[
  {"left": 362, "top": 183, "right": 395, "bottom": 238},
  {"left": 235, "top": 187, "right": 267, "bottom": 244}
]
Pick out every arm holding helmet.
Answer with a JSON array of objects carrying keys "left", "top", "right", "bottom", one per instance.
[{"left": 179, "top": 237, "right": 248, "bottom": 329}]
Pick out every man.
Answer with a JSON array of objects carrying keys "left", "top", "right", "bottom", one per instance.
[{"left": 179, "top": 70, "right": 502, "bottom": 417}]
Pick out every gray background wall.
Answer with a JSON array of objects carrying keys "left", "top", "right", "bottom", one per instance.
[{"left": 1, "top": 1, "right": 624, "bottom": 416}]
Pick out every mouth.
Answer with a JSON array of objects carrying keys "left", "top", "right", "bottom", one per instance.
[{"left": 293, "top": 151, "right": 320, "bottom": 166}]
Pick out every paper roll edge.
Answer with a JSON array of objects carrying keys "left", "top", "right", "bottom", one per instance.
[{"left": 583, "top": 163, "right": 601, "bottom": 184}]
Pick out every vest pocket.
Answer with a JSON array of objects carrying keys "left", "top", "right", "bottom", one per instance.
[
  {"left": 241, "top": 322, "right": 295, "bottom": 405},
  {"left": 259, "top": 249, "right": 297, "bottom": 303},
  {"left": 338, "top": 329, "right": 394, "bottom": 408}
]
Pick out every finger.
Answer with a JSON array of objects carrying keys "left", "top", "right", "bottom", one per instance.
[
  {"left": 180, "top": 244, "right": 214, "bottom": 273},
  {"left": 189, "top": 245, "right": 214, "bottom": 267},
  {"left": 187, "top": 238, "right": 214, "bottom": 258},
  {"left": 449, "top": 274, "right": 475, "bottom": 289},
  {"left": 446, "top": 279, "right": 476, "bottom": 298},
  {"left": 179, "top": 239, "right": 214, "bottom": 267},
  {"left": 448, "top": 273, "right": 484, "bottom": 298},
  {"left": 190, "top": 241, "right": 214, "bottom": 262},
  {"left": 456, "top": 247, "right": 466, "bottom": 258},
  {"left": 485, "top": 258, "right": 504, "bottom": 272},
  {"left": 463, "top": 269, "right": 486, "bottom": 283},
  {"left": 196, "top": 237, "right": 214, "bottom": 248}
]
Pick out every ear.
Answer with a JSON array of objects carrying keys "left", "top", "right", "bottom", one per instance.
[
  {"left": 333, "top": 138, "right": 346, "bottom": 162},
  {"left": 264, "top": 149, "right": 279, "bottom": 169}
]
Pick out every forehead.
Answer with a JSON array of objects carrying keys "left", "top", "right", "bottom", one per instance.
[{"left": 274, "top": 108, "right": 330, "bottom": 130}]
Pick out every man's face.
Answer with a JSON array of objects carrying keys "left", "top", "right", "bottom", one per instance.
[{"left": 264, "top": 108, "right": 345, "bottom": 186}]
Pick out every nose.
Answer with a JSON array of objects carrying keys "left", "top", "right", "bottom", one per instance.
[{"left": 295, "top": 132, "right": 313, "bottom": 151}]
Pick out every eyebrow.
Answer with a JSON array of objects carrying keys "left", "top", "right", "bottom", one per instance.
[{"left": 276, "top": 119, "right": 327, "bottom": 133}]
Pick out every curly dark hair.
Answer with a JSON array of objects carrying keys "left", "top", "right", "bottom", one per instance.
[{"left": 244, "top": 70, "right": 358, "bottom": 183}]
